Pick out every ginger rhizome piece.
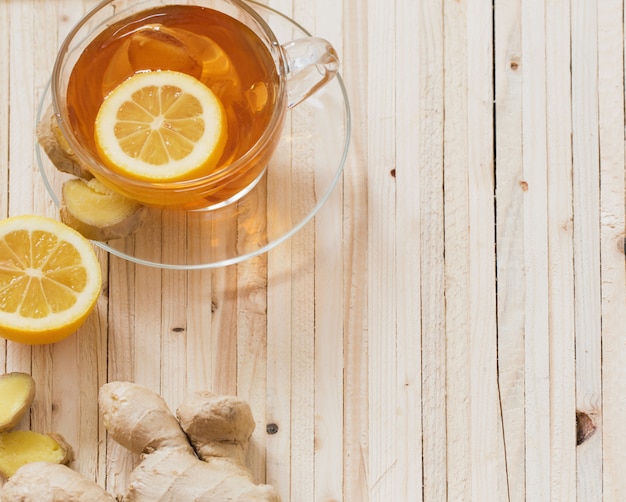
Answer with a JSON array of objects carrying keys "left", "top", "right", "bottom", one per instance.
[
  {"left": 0, "top": 372, "right": 35, "bottom": 432},
  {"left": 0, "top": 430, "right": 73, "bottom": 478},
  {"left": 60, "top": 178, "right": 147, "bottom": 241},
  {"left": 0, "top": 372, "right": 75, "bottom": 483},
  {"left": 99, "top": 381, "right": 280, "bottom": 501},
  {"left": 0, "top": 382, "right": 279, "bottom": 501},
  {"left": 36, "top": 105, "right": 147, "bottom": 241},
  {"left": 0, "top": 462, "right": 115, "bottom": 501},
  {"left": 36, "top": 105, "right": 93, "bottom": 180}
]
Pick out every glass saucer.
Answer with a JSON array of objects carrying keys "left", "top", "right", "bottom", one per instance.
[{"left": 36, "top": 1, "right": 350, "bottom": 270}]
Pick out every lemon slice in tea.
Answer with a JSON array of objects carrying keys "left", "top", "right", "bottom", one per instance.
[
  {"left": 95, "top": 70, "right": 227, "bottom": 182},
  {"left": 0, "top": 215, "right": 102, "bottom": 345}
]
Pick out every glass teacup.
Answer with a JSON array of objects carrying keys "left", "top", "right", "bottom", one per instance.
[{"left": 51, "top": 0, "right": 339, "bottom": 209}]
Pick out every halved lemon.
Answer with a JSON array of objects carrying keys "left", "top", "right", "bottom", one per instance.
[
  {"left": 95, "top": 70, "right": 227, "bottom": 182},
  {"left": 0, "top": 215, "right": 102, "bottom": 345}
]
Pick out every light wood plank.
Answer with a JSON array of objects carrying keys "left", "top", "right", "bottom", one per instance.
[
  {"left": 266, "top": 256, "right": 293, "bottom": 502},
  {"left": 288, "top": 237, "right": 316, "bottom": 502},
  {"left": 598, "top": 0, "right": 626, "bottom": 498},
  {"left": 265, "top": 101, "right": 294, "bottom": 500},
  {"left": 571, "top": 0, "right": 604, "bottom": 499},
  {"left": 305, "top": 1, "right": 347, "bottom": 496},
  {"left": 8, "top": 0, "right": 35, "bottom": 217},
  {"left": 132, "top": 266, "right": 163, "bottom": 391},
  {"left": 398, "top": 1, "right": 445, "bottom": 500},
  {"left": 339, "top": 0, "right": 370, "bottom": 499},
  {"left": 5, "top": 0, "right": 35, "bottom": 393},
  {"left": 310, "top": 14, "right": 346, "bottom": 497},
  {"left": 545, "top": 1, "right": 577, "bottom": 499},
  {"left": 262, "top": 75, "right": 324, "bottom": 498},
  {"left": 466, "top": 1, "right": 508, "bottom": 499},
  {"left": 314, "top": 195, "right": 344, "bottom": 502},
  {"left": 105, "top": 255, "right": 138, "bottom": 496},
  {"left": 160, "top": 267, "right": 189, "bottom": 410},
  {"left": 32, "top": 0, "right": 58, "bottom": 221},
  {"left": 159, "top": 213, "right": 189, "bottom": 411},
  {"left": 80, "top": 268, "right": 110, "bottom": 489},
  {"left": 185, "top": 267, "right": 214, "bottom": 395},
  {"left": 443, "top": 0, "right": 472, "bottom": 497},
  {"left": 445, "top": 0, "right": 507, "bottom": 499},
  {"left": 366, "top": 0, "right": 397, "bottom": 498},
  {"left": 287, "top": 112, "right": 316, "bottom": 502},
  {"left": 520, "top": 1, "right": 551, "bottom": 498},
  {"left": 494, "top": 0, "right": 525, "bottom": 498},
  {"left": 0, "top": 0, "right": 10, "bottom": 223},
  {"left": 236, "top": 191, "right": 270, "bottom": 484},
  {"left": 0, "top": 0, "right": 16, "bottom": 416},
  {"left": 209, "top": 265, "right": 239, "bottom": 396},
  {"left": 284, "top": 8, "right": 321, "bottom": 498}
]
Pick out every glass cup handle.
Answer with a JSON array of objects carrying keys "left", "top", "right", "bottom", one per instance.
[{"left": 281, "top": 37, "right": 339, "bottom": 109}]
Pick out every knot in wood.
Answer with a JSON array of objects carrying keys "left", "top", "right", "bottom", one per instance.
[{"left": 576, "top": 411, "right": 596, "bottom": 445}]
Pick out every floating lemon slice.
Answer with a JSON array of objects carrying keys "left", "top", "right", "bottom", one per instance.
[
  {"left": 0, "top": 215, "right": 102, "bottom": 345},
  {"left": 95, "top": 70, "right": 227, "bottom": 182}
]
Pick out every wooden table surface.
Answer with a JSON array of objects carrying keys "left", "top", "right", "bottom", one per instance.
[{"left": 2, "top": 0, "right": 626, "bottom": 500}]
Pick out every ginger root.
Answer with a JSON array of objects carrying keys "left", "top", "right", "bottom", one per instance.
[
  {"left": 0, "top": 372, "right": 35, "bottom": 432},
  {"left": 0, "top": 430, "right": 73, "bottom": 478},
  {"left": 36, "top": 105, "right": 93, "bottom": 180},
  {"left": 0, "top": 372, "right": 75, "bottom": 482},
  {"left": 0, "top": 462, "right": 115, "bottom": 501},
  {"left": 37, "top": 105, "right": 148, "bottom": 241},
  {"left": 99, "top": 382, "right": 280, "bottom": 501},
  {"left": 60, "top": 178, "right": 147, "bottom": 241},
  {"left": 0, "top": 382, "right": 280, "bottom": 501}
]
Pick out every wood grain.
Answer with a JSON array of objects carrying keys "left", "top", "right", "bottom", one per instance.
[
  {"left": 1, "top": 0, "right": 625, "bottom": 500},
  {"left": 546, "top": 0, "right": 577, "bottom": 499},
  {"left": 597, "top": 1, "right": 626, "bottom": 500},
  {"left": 572, "top": 0, "right": 604, "bottom": 500}
]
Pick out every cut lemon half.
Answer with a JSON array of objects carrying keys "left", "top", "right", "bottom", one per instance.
[
  {"left": 0, "top": 215, "right": 102, "bottom": 345},
  {"left": 95, "top": 70, "right": 227, "bottom": 182}
]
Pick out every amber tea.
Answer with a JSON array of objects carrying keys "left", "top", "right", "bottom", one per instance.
[{"left": 65, "top": 5, "right": 281, "bottom": 207}]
